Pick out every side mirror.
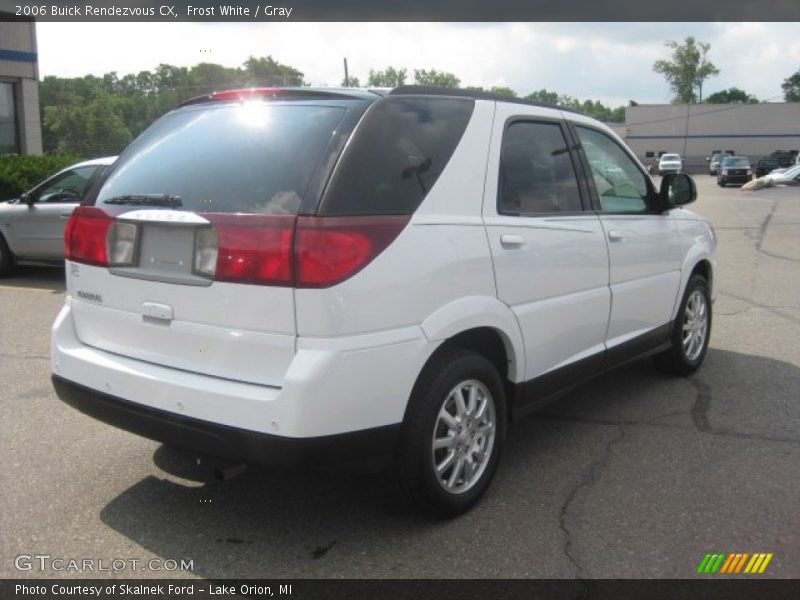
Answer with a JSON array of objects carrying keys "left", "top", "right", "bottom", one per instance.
[
  {"left": 21, "top": 192, "right": 35, "bottom": 206},
  {"left": 705, "top": 156, "right": 710, "bottom": 162},
  {"left": 659, "top": 173, "right": 696, "bottom": 210}
]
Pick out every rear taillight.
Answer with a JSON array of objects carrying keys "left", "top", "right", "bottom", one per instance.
[
  {"left": 64, "top": 207, "right": 113, "bottom": 266},
  {"left": 106, "top": 221, "right": 138, "bottom": 266},
  {"left": 197, "top": 214, "right": 409, "bottom": 288},
  {"left": 294, "top": 216, "right": 410, "bottom": 288},
  {"left": 202, "top": 214, "right": 295, "bottom": 286}
]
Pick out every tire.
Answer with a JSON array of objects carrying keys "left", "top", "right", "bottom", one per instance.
[
  {"left": 653, "top": 274, "right": 712, "bottom": 376},
  {"left": 396, "top": 349, "right": 507, "bottom": 517},
  {"left": 0, "top": 234, "right": 15, "bottom": 277}
]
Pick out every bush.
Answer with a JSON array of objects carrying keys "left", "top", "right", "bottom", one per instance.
[{"left": 0, "top": 154, "right": 81, "bottom": 200}]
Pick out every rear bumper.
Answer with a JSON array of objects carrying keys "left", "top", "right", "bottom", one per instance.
[
  {"left": 53, "top": 375, "right": 399, "bottom": 467},
  {"left": 52, "top": 302, "right": 431, "bottom": 450}
]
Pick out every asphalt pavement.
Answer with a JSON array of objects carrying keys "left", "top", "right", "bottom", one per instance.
[{"left": 1, "top": 177, "right": 798, "bottom": 579}]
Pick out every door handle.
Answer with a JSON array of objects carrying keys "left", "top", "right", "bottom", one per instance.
[
  {"left": 500, "top": 234, "right": 525, "bottom": 248},
  {"left": 607, "top": 230, "right": 625, "bottom": 242}
]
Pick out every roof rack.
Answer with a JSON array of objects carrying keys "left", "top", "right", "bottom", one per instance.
[{"left": 388, "top": 85, "right": 582, "bottom": 115}]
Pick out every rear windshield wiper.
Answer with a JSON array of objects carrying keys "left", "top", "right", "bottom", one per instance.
[{"left": 103, "top": 194, "right": 182, "bottom": 208}]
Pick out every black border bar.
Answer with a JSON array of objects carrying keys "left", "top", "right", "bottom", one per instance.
[
  {"left": 3, "top": 579, "right": 800, "bottom": 600},
  {"left": 2, "top": 0, "right": 800, "bottom": 22}
]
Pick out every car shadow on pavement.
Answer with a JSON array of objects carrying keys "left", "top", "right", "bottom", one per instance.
[
  {"left": 1, "top": 265, "right": 65, "bottom": 292},
  {"left": 98, "top": 348, "right": 800, "bottom": 578}
]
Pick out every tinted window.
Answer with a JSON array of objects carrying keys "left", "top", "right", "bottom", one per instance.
[
  {"left": 96, "top": 103, "right": 346, "bottom": 214},
  {"left": 319, "top": 97, "right": 474, "bottom": 215},
  {"left": 576, "top": 126, "right": 649, "bottom": 213},
  {"left": 497, "top": 121, "right": 582, "bottom": 215},
  {"left": 0, "top": 82, "right": 17, "bottom": 155}
]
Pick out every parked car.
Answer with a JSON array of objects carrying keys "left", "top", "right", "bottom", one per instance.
[
  {"left": 658, "top": 153, "right": 683, "bottom": 175},
  {"left": 754, "top": 158, "right": 779, "bottom": 178},
  {"left": 768, "top": 164, "right": 800, "bottom": 185},
  {"left": 0, "top": 157, "right": 116, "bottom": 276},
  {"left": 717, "top": 156, "right": 752, "bottom": 187},
  {"left": 708, "top": 153, "right": 723, "bottom": 176},
  {"left": 51, "top": 87, "right": 716, "bottom": 516}
]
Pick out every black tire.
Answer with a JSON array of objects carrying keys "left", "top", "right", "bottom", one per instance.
[
  {"left": 0, "top": 234, "right": 15, "bottom": 277},
  {"left": 653, "top": 274, "right": 712, "bottom": 376},
  {"left": 396, "top": 349, "right": 507, "bottom": 517}
]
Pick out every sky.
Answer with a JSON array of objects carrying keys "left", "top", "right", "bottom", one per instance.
[{"left": 36, "top": 22, "right": 800, "bottom": 107}]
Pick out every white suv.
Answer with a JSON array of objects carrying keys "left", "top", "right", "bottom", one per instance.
[{"left": 51, "top": 87, "right": 717, "bottom": 516}]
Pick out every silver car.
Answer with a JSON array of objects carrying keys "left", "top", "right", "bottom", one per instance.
[{"left": 0, "top": 156, "right": 116, "bottom": 276}]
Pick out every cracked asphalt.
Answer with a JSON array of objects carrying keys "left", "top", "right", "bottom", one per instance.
[{"left": 1, "top": 178, "right": 798, "bottom": 579}]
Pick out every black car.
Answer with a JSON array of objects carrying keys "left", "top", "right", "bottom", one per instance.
[
  {"left": 754, "top": 158, "right": 779, "bottom": 178},
  {"left": 717, "top": 156, "right": 752, "bottom": 187}
]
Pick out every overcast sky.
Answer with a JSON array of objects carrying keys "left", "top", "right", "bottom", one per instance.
[{"left": 36, "top": 22, "right": 800, "bottom": 106}]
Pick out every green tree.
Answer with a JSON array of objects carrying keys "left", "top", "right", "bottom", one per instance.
[
  {"left": 413, "top": 69, "right": 460, "bottom": 88},
  {"left": 242, "top": 55, "right": 304, "bottom": 87},
  {"left": 782, "top": 68, "right": 800, "bottom": 101},
  {"left": 367, "top": 67, "right": 407, "bottom": 88},
  {"left": 653, "top": 36, "right": 719, "bottom": 103},
  {"left": 705, "top": 87, "right": 758, "bottom": 104},
  {"left": 525, "top": 89, "right": 560, "bottom": 105},
  {"left": 341, "top": 76, "right": 360, "bottom": 87}
]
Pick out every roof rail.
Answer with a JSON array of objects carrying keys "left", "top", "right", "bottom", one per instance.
[{"left": 388, "top": 85, "right": 582, "bottom": 115}]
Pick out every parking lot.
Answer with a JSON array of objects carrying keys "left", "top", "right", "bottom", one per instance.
[{"left": 1, "top": 176, "right": 798, "bottom": 579}]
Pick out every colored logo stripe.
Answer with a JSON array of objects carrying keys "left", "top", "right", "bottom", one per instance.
[{"left": 699, "top": 552, "right": 774, "bottom": 574}]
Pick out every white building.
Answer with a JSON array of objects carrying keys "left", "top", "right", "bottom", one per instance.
[{"left": 618, "top": 103, "right": 800, "bottom": 173}]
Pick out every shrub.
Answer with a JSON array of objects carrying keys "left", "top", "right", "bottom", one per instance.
[{"left": 0, "top": 154, "right": 81, "bottom": 200}]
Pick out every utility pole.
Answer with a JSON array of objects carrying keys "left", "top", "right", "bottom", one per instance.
[{"left": 343, "top": 58, "right": 349, "bottom": 87}]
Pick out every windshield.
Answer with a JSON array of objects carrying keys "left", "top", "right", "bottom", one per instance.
[
  {"left": 662, "top": 154, "right": 680, "bottom": 161},
  {"left": 722, "top": 157, "right": 749, "bottom": 167},
  {"left": 95, "top": 102, "right": 349, "bottom": 215}
]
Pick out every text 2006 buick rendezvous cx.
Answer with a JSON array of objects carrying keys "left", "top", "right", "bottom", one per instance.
[{"left": 51, "top": 86, "right": 716, "bottom": 516}]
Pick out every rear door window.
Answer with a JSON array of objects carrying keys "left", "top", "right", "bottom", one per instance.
[
  {"left": 319, "top": 96, "right": 474, "bottom": 215},
  {"left": 497, "top": 121, "right": 583, "bottom": 215},
  {"left": 95, "top": 103, "right": 348, "bottom": 215}
]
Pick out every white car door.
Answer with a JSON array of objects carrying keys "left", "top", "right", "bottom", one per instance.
[
  {"left": 483, "top": 104, "right": 611, "bottom": 403},
  {"left": 568, "top": 120, "right": 683, "bottom": 364}
]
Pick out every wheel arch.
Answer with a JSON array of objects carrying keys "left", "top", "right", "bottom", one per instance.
[{"left": 419, "top": 296, "right": 525, "bottom": 384}]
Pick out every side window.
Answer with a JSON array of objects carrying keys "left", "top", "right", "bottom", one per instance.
[
  {"left": 575, "top": 126, "right": 649, "bottom": 214},
  {"left": 36, "top": 167, "right": 96, "bottom": 203},
  {"left": 497, "top": 121, "right": 582, "bottom": 216},
  {"left": 320, "top": 97, "right": 474, "bottom": 216}
]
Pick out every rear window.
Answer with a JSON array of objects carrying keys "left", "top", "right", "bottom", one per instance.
[
  {"left": 95, "top": 103, "right": 347, "bottom": 215},
  {"left": 319, "top": 96, "right": 474, "bottom": 215}
]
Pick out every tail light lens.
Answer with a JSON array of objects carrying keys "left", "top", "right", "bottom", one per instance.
[
  {"left": 294, "top": 215, "right": 410, "bottom": 288},
  {"left": 64, "top": 207, "right": 113, "bottom": 266},
  {"left": 106, "top": 221, "right": 138, "bottom": 266},
  {"left": 193, "top": 227, "right": 219, "bottom": 277},
  {"left": 202, "top": 214, "right": 295, "bottom": 286}
]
